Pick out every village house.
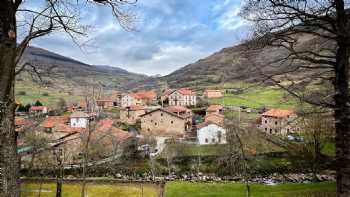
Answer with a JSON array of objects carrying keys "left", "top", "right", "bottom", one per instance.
[
  {"left": 120, "top": 105, "right": 146, "bottom": 124},
  {"left": 204, "top": 90, "right": 223, "bottom": 98},
  {"left": 70, "top": 111, "right": 90, "bottom": 128},
  {"left": 90, "top": 118, "right": 135, "bottom": 159},
  {"left": 206, "top": 105, "right": 224, "bottom": 116},
  {"left": 96, "top": 96, "right": 115, "bottom": 109},
  {"left": 166, "top": 88, "right": 197, "bottom": 106},
  {"left": 29, "top": 106, "right": 48, "bottom": 116},
  {"left": 41, "top": 116, "right": 70, "bottom": 132},
  {"left": 197, "top": 121, "right": 227, "bottom": 145},
  {"left": 140, "top": 106, "right": 193, "bottom": 138},
  {"left": 260, "top": 109, "right": 299, "bottom": 135},
  {"left": 121, "top": 90, "right": 157, "bottom": 107}
]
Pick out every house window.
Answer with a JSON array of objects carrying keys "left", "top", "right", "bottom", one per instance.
[
  {"left": 275, "top": 121, "right": 278, "bottom": 125},
  {"left": 265, "top": 128, "right": 267, "bottom": 131},
  {"left": 161, "top": 113, "right": 163, "bottom": 116},
  {"left": 151, "top": 120, "right": 153, "bottom": 122},
  {"left": 212, "top": 138, "right": 215, "bottom": 143},
  {"left": 205, "top": 138, "right": 208, "bottom": 143},
  {"left": 265, "top": 120, "right": 267, "bottom": 124},
  {"left": 287, "top": 129, "right": 290, "bottom": 132},
  {"left": 270, "top": 129, "right": 272, "bottom": 134},
  {"left": 147, "top": 128, "right": 150, "bottom": 131},
  {"left": 155, "top": 122, "right": 157, "bottom": 126},
  {"left": 171, "top": 121, "right": 174, "bottom": 124}
]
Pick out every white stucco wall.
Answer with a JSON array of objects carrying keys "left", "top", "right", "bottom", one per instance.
[
  {"left": 70, "top": 117, "right": 88, "bottom": 128},
  {"left": 197, "top": 124, "right": 226, "bottom": 145}
]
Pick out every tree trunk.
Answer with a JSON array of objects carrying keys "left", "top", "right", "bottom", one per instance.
[
  {"left": 334, "top": 41, "right": 350, "bottom": 197},
  {"left": 0, "top": 2, "right": 20, "bottom": 197}
]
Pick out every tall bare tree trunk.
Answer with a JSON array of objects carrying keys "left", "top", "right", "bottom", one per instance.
[
  {"left": 0, "top": 1, "right": 20, "bottom": 197},
  {"left": 334, "top": 41, "right": 350, "bottom": 196},
  {"left": 334, "top": 1, "right": 350, "bottom": 196}
]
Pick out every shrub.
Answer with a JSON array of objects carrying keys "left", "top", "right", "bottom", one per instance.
[
  {"left": 17, "top": 91, "right": 26, "bottom": 96},
  {"left": 42, "top": 92, "right": 49, "bottom": 96}
]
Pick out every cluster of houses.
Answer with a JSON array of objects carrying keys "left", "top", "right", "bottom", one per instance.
[{"left": 15, "top": 87, "right": 300, "bottom": 165}]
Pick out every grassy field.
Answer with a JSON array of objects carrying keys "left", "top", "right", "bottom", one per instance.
[
  {"left": 165, "top": 181, "right": 336, "bottom": 197},
  {"left": 21, "top": 182, "right": 160, "bottom": 197},
  {"left": 15, "top": 80, "right": 82, "bottom": 108},
  {"left": 209, "top": 85, "right": 297, "bottom": 109}
]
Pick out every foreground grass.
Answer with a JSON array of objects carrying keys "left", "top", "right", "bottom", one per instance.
[
  {"left": 165, "top": 181, "right": 336, "bottom": 197},
  {"left": 21, "top": 182, "right": 160, "bottom": 197}
]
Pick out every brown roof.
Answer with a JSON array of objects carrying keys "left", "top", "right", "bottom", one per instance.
[
  {"left": 164, "top": 106, "right": 191, "bottom": 114},
  {"left": 41, "top": 116, "right": 69, "bottom": 128},
  {"left": 70, "top": 111, "right": 89, "bottom": 118},
  {"left": 124, "top": 105, "right": 145, "bottom": 111},
  {"left": 110, "top": 127, "right": 133, "bottom": 141},
  {"left": 15, "top": 117, "right": 30, "bottom": 126},
  {"left": 206, "top": 105, "right": 224, "bottom": 112},
  {"left": 140, "top": 108, "right": 191, "bottom": 119},
  {"left": 205, "top": 113, "right": 224, "bottom": 125},
  {"left": 262, "top": 109, "right": 295, "bottom": 118},
  {"left": 55, "top": 123, "right": 84, "bottom": 134}
]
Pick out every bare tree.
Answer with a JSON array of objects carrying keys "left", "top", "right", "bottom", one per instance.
[
  {"left": 0, "top": 1, "right": 137, "bottom": 196},
  {"left": 299, "top": 109, "right": 335, "bottom": 181},
  {"left": 240, "top": 1, "right": 350, "bottom": 196}
]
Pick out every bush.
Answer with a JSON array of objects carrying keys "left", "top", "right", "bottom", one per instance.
[
  {"left": 17, "top": 91, "right": 26, "bottom": 96},
  {"left": 42, "top": 92, "right": 49, "bottom": 96}
]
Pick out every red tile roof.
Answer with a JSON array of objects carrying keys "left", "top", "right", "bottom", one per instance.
[
  {"left": 206, "top": 105, "right": 224, "bottom": 112},
  {"left": 205, "top": 113, "right": 224, "bottom": 125},
  {"left": 30, "top": 106, "right": 47, "bottom": 111},
  {"left": 197, "top": 121, "right": 223, "bottom": 129},
  {"left": 177, "top": 88, "right": 195, "bottom": 96},
  {"left": 97, "top": 118, "right": 114, "bottom": 128},
  {"left": 41, "top": 116, "right": 69, "bottom": 128},
  {"left": 262, "top": 109, "right": 295, "bottom": 118},
  {"left": 129, "top": 91, "right": 157, "bottom": 100}
]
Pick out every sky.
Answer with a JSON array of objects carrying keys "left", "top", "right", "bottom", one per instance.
[{"left": 25, "top": 0, "right": 250, "bottom": 76}]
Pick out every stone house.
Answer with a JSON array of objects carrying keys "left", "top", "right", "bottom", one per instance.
[
  {"left": 140, "top": 106, "right": 193, "bottom": 137},
  {"left": 204, "top": 90, "right": 223, "bottom": 98},
  {"left": 197, "top": 121, "right": 226, "bottom": 145},
  {"left": 167, "top": 88, "right": 197, "bottom": 106},
  {"left": 260, "top": 109, "right": 298, "bottom": 135},
  {"left": 204, "top": 113, "right": 225, "bottom": 125},
  {"left": 120, "top": 105, "right": 146, "bottom": 124},
  {"left": 206, "top": 105, "right": 224, "bottom": 116},
  {"left": 70, "top": 111, "right": 89, "bottom": 128}
]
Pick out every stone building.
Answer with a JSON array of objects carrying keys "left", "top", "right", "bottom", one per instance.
[
  {"left": 120, "top": 105, "right": 146, "bottom": 124},
  {"left": 260, "top": 109, "right": 298, "bottom": 135},
  {"left": 140, "top": 106, "right": 192, "bottom": 137}
]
